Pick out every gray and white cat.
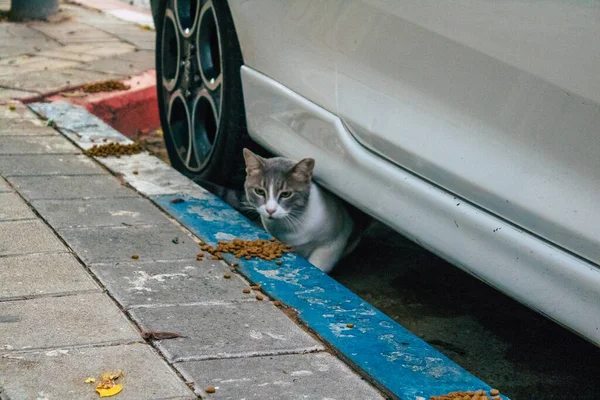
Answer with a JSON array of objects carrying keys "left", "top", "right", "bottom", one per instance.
[
  {"left": 196, "top": 148, "right": 366, "bottom": 273},
  {"left": 242, "top": 148, "right": 359, "bottom": 273}
]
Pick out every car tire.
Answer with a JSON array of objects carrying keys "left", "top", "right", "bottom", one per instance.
[{"left": 155, "top": 0, "right": 255, "bottom": 187}]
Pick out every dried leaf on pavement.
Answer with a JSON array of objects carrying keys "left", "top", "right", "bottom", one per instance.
[{"left": 141, "top": 330, "right": 185, "bottom": 340}]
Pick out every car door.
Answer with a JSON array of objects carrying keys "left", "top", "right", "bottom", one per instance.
[{"left": 334, "top": 0, "right": 600, "bottom": 265}]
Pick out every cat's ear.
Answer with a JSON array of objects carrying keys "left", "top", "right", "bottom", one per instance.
[
  {"left": 290, "top": 158, "right": 315, "bottom": 182},
  {"left": 243, "top": 148, "right": 264, "bottom": 176}
]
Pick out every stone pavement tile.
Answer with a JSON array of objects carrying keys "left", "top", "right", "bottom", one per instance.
[
  {"left": 0, "top": 135, "right": 80, "bottom": 155},
  {"left": 0, "top": 55, "right": 81, "bottom": 77},
  {"left": 0, "top": 253, "right": 100, "bottom": 300},
  {"left": 8, "top": 175, "right": 137, "bottom": 201},
  {"left": 90, "top": 259, "right": 250, "bottom": 308},
  {"left": 0, "top": 100, "right": 39, "bottom": 119},
  {"left": 0, "top": 87, "right": 37, "bottom": 101},
  {"left": 59, "top": 224, "right": 200, "bottom": 264},
  {"left": 32, "top": 197, "right": 171, "bottom": 228},
  {"left": 0, "top": 220, "right": 65, "bottom": 256},
  {"left": 178, "top": 352, "right": 384, "bottom": 399},
  {"left": 0, "top": 37, "right": 61, "bottom": 60},
  {"left": 0, "top": 192, "right": 36, "bottom": 221},
  {"left": 0, "top": 23, "right": 49, "bottom": 40},
  {"left": 130, "top": 301, "right": 324, "bottom": 362},
  {"left": 0, "top": 154, "right": 105, "bottom": 176},
  {"left": 0, "top": 344, "right": 196, "bottom": 400},
  {"left": 0, "top": 68, "right": 125, "bottom": 93},
  {"left": 80, "top": 50, "right": 155, "bottom": 75},
  {"left": 0, "top": 176, "right": 10, "bottom": 192},
  {"left": 0, "top": 118, "right": 55, "bottom": 135},
  {"left": 36, "top": 42, "right": 137, "bottom": 62},
  {"left": 29, "top": 22, "right": 122, "bottom": 44},
  {"left": 0, "top": 293, "right": 141, "bottom": 352}
]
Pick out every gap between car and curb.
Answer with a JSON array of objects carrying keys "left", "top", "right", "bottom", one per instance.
[{"left": 27, "top": 100, "right": 511, "bottom": 400}]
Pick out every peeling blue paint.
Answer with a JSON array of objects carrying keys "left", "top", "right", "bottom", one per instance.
[{"left": 152, "top": 193, "right": 509, "bottom": 400}]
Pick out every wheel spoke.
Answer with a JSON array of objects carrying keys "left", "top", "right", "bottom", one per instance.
[
  {"left": 161, "top": 10, "right": 180, "bottom": 92},
  {"left": 196, "top": 1, "right": 222, "bottom": 91},
  {"left": 174, "top": 0, "right": 200, "bottom": 37},
  {"left": 167, "top": 91, "right": 196, "bottom": 170},
  {"left": 191, "top": 89, "right": 219, "bottom": 164}
]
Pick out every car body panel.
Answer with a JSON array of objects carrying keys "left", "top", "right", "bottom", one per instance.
[
  {"left": 241, "top": 66, "right": 600, "bottom": 346},
  {"left": 334, "top": 0, "right": 600, "bottom": 266}
]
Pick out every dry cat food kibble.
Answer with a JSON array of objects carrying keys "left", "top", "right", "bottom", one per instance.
[
  {"left": 85, "top": 142, "right": 143, "bottom": 158},
  {"left": 200, "top": 238, "right": 292, "bottom": 262},
  {"left": 83, "top": 80, "right": 131, "bottom": 93},
  {"left": 430, "top": 389, "right": 502, "bottom": 400},
  {"left": 204, "top": 386, "right": 216, "bottom": 394}
]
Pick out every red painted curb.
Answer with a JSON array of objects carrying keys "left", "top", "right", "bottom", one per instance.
[{"left": 44, "top": 70, "right": 159, "bottom": 138}]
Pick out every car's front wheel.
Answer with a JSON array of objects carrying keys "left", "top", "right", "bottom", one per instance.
[{"left": 156, "top": 0, "right": 250, "bottom": 187}]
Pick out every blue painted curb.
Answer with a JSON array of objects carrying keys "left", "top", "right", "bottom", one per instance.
[{"left": 151, "top": 192, "right": 509, "bottom": 400}]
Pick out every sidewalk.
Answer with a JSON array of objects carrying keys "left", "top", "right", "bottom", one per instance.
[{"left": 0, "top": 4, "right": 385, "bottom": 399}]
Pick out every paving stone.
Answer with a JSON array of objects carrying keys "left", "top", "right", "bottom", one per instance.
[
  {"left": 178, "top": 352, "right": 384, "bottom": 399},
  {"left": 130, "top": 301, "right": 324, "bottom": 362},
  {"left": 0, "top": 344, "right": 195, "bottom": 400},
  {"left": 29, "top": 22, "right": 121, "bottom": 44},
  {"left": 0, "top": 55, "right": 80, "bottom": 77},
  {"left": 8, "top": 175, "right": 137, "bottom": 200},
  {"left": 0, "top": 293, "right": 141, "bottom": 352},
  {"left": 0, "top": 118, "right": 55, "bottom": 136},
  {"left": 80, "top": 50, "right": 155, "bottom": 75},
  {"left": 59, "top": 224, "right": 200, "bottom": 265},
  {"left": 0, "top": 68, "right": 125, "bottom": 93},
  {"left": 0, "top": 253, "right": 100, "bottom": 300},
  {"left": 32, "top": 197, "right": 171, "bottom": 228},
  {"left": 0, "top": 101, "right": 39, "bottom": 119},
  {"left": 0, "top": 37, "right": 61, "bottom": 60},
  {"left": 36, "top": 42, "right": 137, "bottom": 62},
  {"left": 0, "top": 135, "right": 80, "bottom": 155},
  {"left": 0, "top": 87, "right": 37, "bottom": 101},
  {"left": 0, "top": 23, "right": 48, "bottom": 40},
  {"left": 0, "top": 154, "right": 105, "bottom": 176},
  {"left": 0, "top": 192, "right": 36, "bottom": 221},
  {"left": 0, "top": 220, "right": 65, "bottom": 256},
  {"left": 90, "top": 260, "right": 250, "bottom": 308},
  {"left": 0, "top": 176, "right": 9, "bottom": 192}
]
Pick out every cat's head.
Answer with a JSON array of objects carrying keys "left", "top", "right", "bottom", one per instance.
[{"left": 243, "top": 148, "right": 315, "bottom": 220}]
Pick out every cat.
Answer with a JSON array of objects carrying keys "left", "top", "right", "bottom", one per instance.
[{"left": 195, "top": 148, "right": 368, "bottom": 273}]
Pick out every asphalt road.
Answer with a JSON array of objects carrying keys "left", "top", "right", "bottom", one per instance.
[{"left": 332, "top": 222, "right": 600, "bottom": 400}]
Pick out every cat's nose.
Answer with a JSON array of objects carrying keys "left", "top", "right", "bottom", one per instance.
[{"left": 266, "top": 207, "right": 276, "bottom": 216}]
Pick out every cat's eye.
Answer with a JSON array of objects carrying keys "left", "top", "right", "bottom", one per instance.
[
  {"left": 254, "top": 188, "right": 266, "bottom": 196},
  {"left": 280, "top": 191, "right": 293, "bottom": 199}
]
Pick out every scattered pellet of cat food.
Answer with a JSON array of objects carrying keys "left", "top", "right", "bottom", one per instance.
[
  {"left": 223, "top": 273, "right": 231, "bottom": 279},
  {"left": 491, "top": 397, "right": 500, "bottom": 400},
  {"left": 131, "top": 254, "right": 139, "bottom": 260},
  {"left": 250, "top": 284, "right": 261, "bottom": 290},
  {"left": 132, "top": 170, "right": 139, "bottom": 175},
  {"left": 242, "top": 288, "right": 251, "bottom": 294},
  {"left": 205, "top": 386, "right": 216, "bottom": 394},
  {"left": 8, "top": 103, "right": 16, "bottom": 111},
  {"left": 273, "top": 300, "right": 282, "bottom": 307},
  {"left": 256, "top": 294, "right": 264, "bottom": 301},
  {"left": 85, "top": 142, "right": 143, "bottom": 158},
  {"left": 171, "top": 198, "right": 185, "bottom": 204},
  {"left": 199, "top": 238, "right": 291, "bottom": 262},
  {"left": 430, "top": 389, "right": 495, "bottom": 400},
  {"left": 346, "top": 323, "right": 354, "bottom": 328},
  {"left": 276, "top": 260, "right": 283, "bottom": 265},
  {"left": 489, "top": 389, "right": 499, "bottom": 396},
  {"left": 196, "top": 253, "right": 204, "bottom": 260}
]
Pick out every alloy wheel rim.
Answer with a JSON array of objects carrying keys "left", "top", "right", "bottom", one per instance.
[{"left": 161, "top": 0, "right": 223, "bottom": 172}]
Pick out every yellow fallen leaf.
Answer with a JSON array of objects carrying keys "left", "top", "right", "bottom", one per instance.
[
  {"left": 8, "top": 104, "right": 16, "bottom": 111},
  {"left": 96, "top": 383, "right": 123, "bottom": 397},
  {"left": 85, "top": 377, "right": 96, "bottom": 383}
]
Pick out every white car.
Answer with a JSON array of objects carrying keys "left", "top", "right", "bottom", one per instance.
[{"left": 151, "top": 0, "right": 600, "bottom": 346}]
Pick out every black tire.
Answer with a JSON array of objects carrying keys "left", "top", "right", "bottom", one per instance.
[{"left": 155, "top": 0, "right": 256, "bottom": 188}]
